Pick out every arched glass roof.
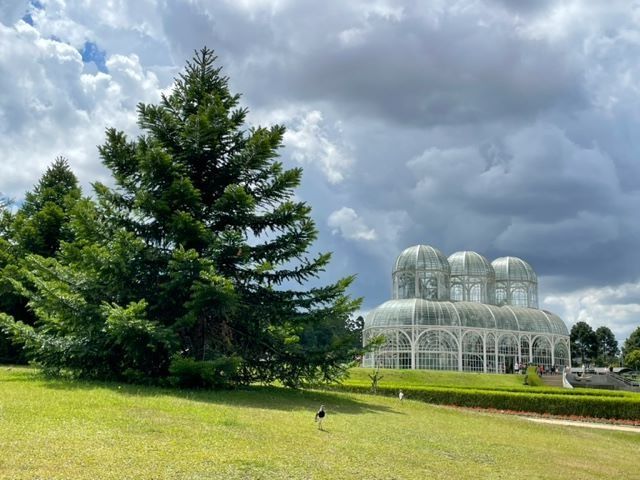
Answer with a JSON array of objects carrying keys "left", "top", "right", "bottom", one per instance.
[
  {"left": 393, "top": 245, "right": 450, "bottom": 274},
  {"left": 448, "top": 251, "right": 495, "bottom": 278},
  {"left": 492, "top": 256, "right": 537, "bottom": 283},
  {"left": 365, "top": 299, "right": 568, "bottom": 335}
]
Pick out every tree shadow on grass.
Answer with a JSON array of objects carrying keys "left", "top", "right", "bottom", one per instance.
[{"left": 38, "top": 375, "right": 402, "bottom": 416}]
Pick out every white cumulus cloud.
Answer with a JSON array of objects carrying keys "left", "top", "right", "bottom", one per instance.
[
  {"left": 543, "top": 281, "right": 640, "bottom": 343},
  {"left": 0, "top": 20, "right": 163, "bottom": 199},
  {"left": 328, "top": 207, "right": 377, "bottom": 241},
  {"left": 284, "top": 110, "right": 353, "bottom": 184}
]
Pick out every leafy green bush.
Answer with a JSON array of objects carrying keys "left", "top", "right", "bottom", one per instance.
[
  {"left": 169, "top": 356, "right": 241, "bottom": 389},
  {"left": 525, "top": 366, "right": 544, "bottom": 387}
]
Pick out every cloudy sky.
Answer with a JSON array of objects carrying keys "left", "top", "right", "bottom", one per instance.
[{"left": 1, "top": 0, "right": 640, "bottom": 343}]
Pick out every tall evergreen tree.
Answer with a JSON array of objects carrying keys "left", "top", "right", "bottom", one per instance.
[
  {"left": 1, "top": 49, "right": 361, "bottom": 385},
  {"left": 594, "top": 326, "right": 618, "bottom": 365},
  {"left": 570, "top": 321, "right": 597, "bottom": 365},
  {"left": 12, "top": 157, "right": 81, "bottom": 257},
  {"left": 0, "top": 159, "right": 81, "bottom": 363}
]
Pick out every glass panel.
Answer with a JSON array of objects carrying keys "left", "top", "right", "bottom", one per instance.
[
  {"left": 373, "top": 330, "right": 412, "bottom": 369},
  {"left": 416, "top": 330, "right": 458, "bottom": 370},
  {"left": 462, "top": 332, "right": 484, "bottom": 372},
  {"left": 485, "top": 333, "right": 496, "bottom": 372},
  {"left": 520, "top": 337, "right": 530, "bottom": 364},
  {"left": 532, "top": 336, "right": 552, "bottom": 369},
  {"left": 498, "top": 334, "right": 519, "bottom": 373},
  {"left": 418, "top": 275, "right": 438, "bottom": 300},
  {"left": 554, "top": 341, "right": 570, "bottom": 368},
  {"left": 469, "top": 284, "right": 482, "bottom": 303},
  {"left": 512, "top": 288, "right": 528, "bottom": 307},
  {"left": 395, "top": 272, "right": 415, "bottom": 299},
  {"left": 451, "top": 283, "right": 463, "bottom": 301}
]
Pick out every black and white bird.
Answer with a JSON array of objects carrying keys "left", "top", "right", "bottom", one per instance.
[{"left": 314, "top": 405, "right": 326, "bottom": 430}]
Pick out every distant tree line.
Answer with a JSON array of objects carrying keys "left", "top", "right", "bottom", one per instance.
[
  {"left": 0, "top": 48, "right": 363, "bottom": 388},
  {"left": 570, "top": 320, "right": 640, "bottom": 370}
]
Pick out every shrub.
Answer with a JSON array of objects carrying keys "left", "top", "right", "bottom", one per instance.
[
  {"left": 169, "top": 356, "right": 241, "bottom": 389},
  {"left": 523, "top": 366, "right": 543, "bottom": 386}
]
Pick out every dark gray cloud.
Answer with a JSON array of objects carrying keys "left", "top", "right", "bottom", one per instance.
[{"left": 183, "top": 1, "right": 586, "bottom": 128}]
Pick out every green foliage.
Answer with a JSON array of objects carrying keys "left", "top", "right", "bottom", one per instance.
[
  {"left": 169, "top": 355, "right": 241, "bottom": 389},
  {"left": 623, "top": 326, "right": 640, "bottom": 357},
  {"left": 102, "top": 300, "right": 176, "bottom": 379},
  {"left": 570, "top": 321, "right": 598, "bottom": 365},
  {"left": 595, "top": 326, "right": 619, "bottom": 366},
  {"left": 0, "top": 158, "right": 82, "bottom": 364},
  {"left": 1, "top": 48, "right": 361, "bottom": 385},
  {"left": 0, "top": 249, "right": 174, "bottom": 379},
  {"left": 624, "top": 349, "right": 640, "bottom": 370},
  {"left": 11, "top": 157, "right": 81, "bottom": 257},
  {"left": 524, "top": 366, "right": 544, "bottom": 387},
  {"left": 368, "top": 368, "right": 384, "bottom": 393}
]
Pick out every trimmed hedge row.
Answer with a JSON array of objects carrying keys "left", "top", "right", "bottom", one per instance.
[
  {"left": 341, "top": 381, "right": 632, "bottom": 397},
  {"left": 328, "top": 384, "right": 640, "bottom": 420}
]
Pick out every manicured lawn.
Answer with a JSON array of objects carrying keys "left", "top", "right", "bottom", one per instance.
[
  {"left": 344, "top": 367, "right": 528, "bottom": 389},
  {"left": 0, "top": 366, "right": 638, "bottom": 479}
]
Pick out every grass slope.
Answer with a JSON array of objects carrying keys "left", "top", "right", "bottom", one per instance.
[
  {"left": 344, "top": 367, "right": 528, "bottom": 389},
  {"left": 0, "top": 366, "right": 638, "bottom": 480}
]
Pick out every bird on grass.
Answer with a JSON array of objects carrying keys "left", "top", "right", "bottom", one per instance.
[
  {"left": 399, "top": 390, "right": 404, "bottom": 402},
  {"left": 315, "top": 405, "right": 326, "bottom": 430}
]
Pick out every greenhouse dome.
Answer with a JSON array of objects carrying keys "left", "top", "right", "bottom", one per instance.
[
  {"left": 492, "top": 256, "right": 538, "bottom": 308},
  {"left": 363, "top": 246, "right": 570, "bottom": 373},
  {"left": 448, "top": 251, "right": 496, "bottom": 304},
  {"left": 392, "top": 245, "right": 450, "bottom": 301}
]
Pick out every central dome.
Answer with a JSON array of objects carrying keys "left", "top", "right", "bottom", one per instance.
[
  {"left": 448, "top": 251, "right": 496, "bottom": 304},
  {"left": 448, "top": 251, "right": 494, "bottom": 277}
]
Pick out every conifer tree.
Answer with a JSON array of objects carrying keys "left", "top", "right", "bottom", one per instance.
[
  {"left": 0, "top": 158, "right": 82, "bottom": 363},
  {"left": 1, "top": 49, "right": 361, "bottom": 385},
  {"left": 12, "top": 157, "right": 81, "bottom": 257}
]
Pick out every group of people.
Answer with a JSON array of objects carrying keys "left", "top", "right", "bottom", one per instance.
[
  {"left": 513, "top": 362, "right": 560, "bottom": 375},
  {"left": 535, "top": 364, "right": 561, "bottom": 376}
]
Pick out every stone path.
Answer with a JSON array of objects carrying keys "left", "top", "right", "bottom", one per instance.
[{"left": 521, "top": 416, "right": 640, "bottom": 433}]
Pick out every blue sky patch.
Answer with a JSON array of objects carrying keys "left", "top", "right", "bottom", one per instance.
[
  {"left": 80, "top": 41, "right": 108, "bottom": 73},
  {"left": 22, "top": 1, "right": 44, "bottom": 26}
]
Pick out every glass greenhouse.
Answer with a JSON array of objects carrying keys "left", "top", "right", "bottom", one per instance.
[{"left": 363, "top": 245, "right": 571, "bottom": 373}]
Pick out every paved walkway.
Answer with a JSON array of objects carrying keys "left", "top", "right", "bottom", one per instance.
[{"left": 521, "top": 416, "right": 640, "bottom": 433}]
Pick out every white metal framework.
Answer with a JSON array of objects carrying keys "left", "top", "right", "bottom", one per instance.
[
  {"left": 449, "top": 251, "right": 496, "bottom": 304},
  {"left": 364, "top": 245, "right": 571, "bottom": 372},
  {"left": 492, "top": 256, "right": 538, "bottom": 308},
  {"left": 392, "top": 245, "right": 451, "bottom": 301}
]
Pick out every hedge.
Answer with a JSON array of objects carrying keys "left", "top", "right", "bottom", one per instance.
[
  {"left": 328, "top": 384, "right": 640, "bottom": 420},
  {"left": 340, "top": 381, "right": 634, "bottom": 397}
]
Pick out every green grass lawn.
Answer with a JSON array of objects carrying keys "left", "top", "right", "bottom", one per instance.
[
  {"left": 1, "top": 366, "right": 638, "bottom": 480},
  {"left": 344, "top": 367, "right": 528, "bottom": 389}
]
